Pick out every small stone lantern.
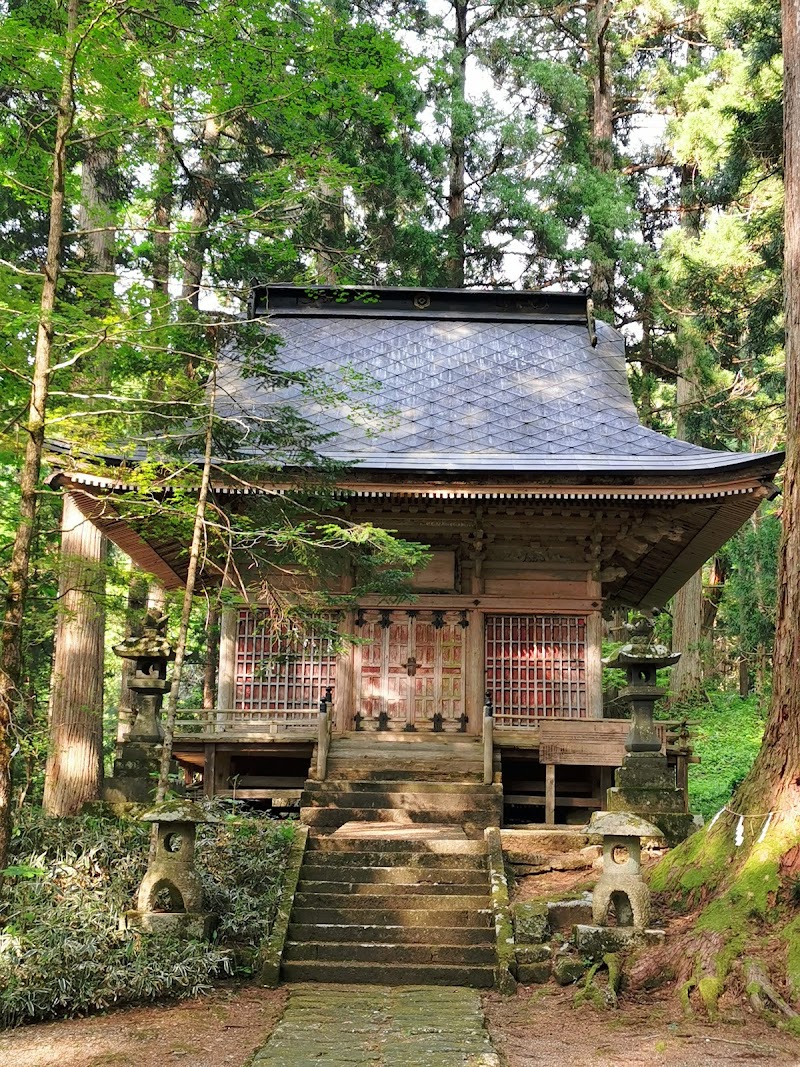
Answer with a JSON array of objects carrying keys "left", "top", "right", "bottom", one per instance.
[
  {"left": 123, "top": 800, "right": 217, "bottom": 939},
  {"left": 603, "top": 614, "right": 693, "bottom": 843},
  {"left": 588, "top": 811, "right": 663, "bottom": 929},
  {"left": 574, "top": 811, "right": 666, "bottom": 957}
]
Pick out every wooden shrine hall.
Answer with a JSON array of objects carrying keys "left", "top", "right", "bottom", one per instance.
[{"left": 52, "top": 285, "right": 783, "bottom": 829}]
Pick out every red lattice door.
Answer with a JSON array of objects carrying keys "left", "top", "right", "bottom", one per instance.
[
  {"left": 354, "top": 610, "right": 467, "bottom": 730},
  {"left": 485, "top": 614, "right": 587, "bottom": 726}
]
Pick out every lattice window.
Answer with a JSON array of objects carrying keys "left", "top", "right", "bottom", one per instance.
[
  {"left": 485, "top": 614, "right": 587, "bottom": 725},
  {"left": 234, "top": 610, "right": 337, "bottom": 714}
]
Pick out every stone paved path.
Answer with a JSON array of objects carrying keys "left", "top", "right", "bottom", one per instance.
[{"left": 251, "top": 985, "right": 501, "bottom": 1067}]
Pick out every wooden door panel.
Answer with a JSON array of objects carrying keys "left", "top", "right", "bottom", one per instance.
[{"left": 354, "top": 610, "right": 467, "bottom": 729}]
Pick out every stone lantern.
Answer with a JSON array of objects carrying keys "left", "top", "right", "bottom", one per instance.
[
  {"left": 574, "top": 810, "right": 666, "bottom": 956},
  {"left": 103, "top": 612, "right": 175, "bottom": 806},
  {"left": 603, "top": 614, "right": 693, "bottom": 843},
  {"left": 123, "top": 800, "right": 216, "bottom": 939}
]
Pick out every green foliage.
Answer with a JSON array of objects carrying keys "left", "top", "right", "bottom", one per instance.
[
  {"left": 0, "top": 808, "right": 292, "bottom": 1027},
  {"left": 670, "top": 691, "right": 767, "bottom": 819}
]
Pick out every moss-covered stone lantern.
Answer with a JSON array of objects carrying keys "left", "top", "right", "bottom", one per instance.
[
  {"left": 603, "top": 614, "right": 694, "bottom": 843},
  {"left": 123, "top": 800, "right": 217, "bottom": 939},
  {"left": 574, "top": 810, "right": 666, "bottom": 957},
  {"left": 103, "top": 612, "right": 175, "bottom": 806}
]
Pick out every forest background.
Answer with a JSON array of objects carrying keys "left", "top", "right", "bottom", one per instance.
[{"left": 0, "top": 0, "right": 794, "bottom": 1028}]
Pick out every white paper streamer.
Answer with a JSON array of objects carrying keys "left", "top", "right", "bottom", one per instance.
[
  {"left": 757, "top": 812, "right": 774, "bottom": 844},
  {"left": 734, "top": 814, "right": 745, "bottom": 846},
  {"left": 707, "top": 807, "right": 725, "bottom": 831}
]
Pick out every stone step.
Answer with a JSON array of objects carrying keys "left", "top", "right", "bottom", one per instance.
[
  {"left": 325, "top": 763, "right": 483, "bottom": 783},
  {"left": 280, "top": 960, "right": 495, "bottom": 988},
  {"left": 299, "top": 864, "right": 488, "bottom": 885},
  {"left": 287, "top": 923, "right": 495, "bottom": 946},
  {"left": 297, "top": 879, "right": 489, "bottom": 898},
  {"left": 294, "top": 890, "right": 488, "bottom": 910},
  {"left": 302, "top": 790, "right": 499, "bottom": 812},
  {"left": 305, "top": 779, "right": 498, "bottom": 796},
  {"left": 331, "top": 738, "right": 482, "bottom": 752},
  {"left": 283, "top": 940, "right": 496, "bottom": 966},
  {"left": 306, "top": 836, "right": 486, "bottom": 855},
  {"left": 290, "top": 907, "right": 492, "bottom": 927},
  {"left": 301, "top": 807, "right": 498, "bottom": 829},
  {"left": 300, "top": 851, "right": 487, "bottom": 871}
]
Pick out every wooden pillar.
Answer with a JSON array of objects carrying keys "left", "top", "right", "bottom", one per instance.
[
  {"left": 43, "top": 492, "right": 107, "bottom": 816},
  {"left": 545, "top": 764, "right": 556, "bottom": 824},
  {"left": 203, "top": 742, "right": 216, "bottom": 798},
  {"left": 217, "top": 578, "right": 237, "bottom": 718},
  {"left": 336, "top": 611, "right": 354, "bottom": 733},
  {"left": 466, "top": 609, "right": 484, "bottom": 736},
  {"left": 586, "top": 610, "right": 603, "bottom": 719}
]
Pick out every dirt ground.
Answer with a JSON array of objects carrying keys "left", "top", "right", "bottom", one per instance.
[
  {"left": 483, "top": 985, "right": 800, "bottom": 1067},
  {"left": 0, "top": 985, "right": 287, "bottom": 1067},
  {"left": 2, "top": 981, "right": 800, "bottom": 1067}
]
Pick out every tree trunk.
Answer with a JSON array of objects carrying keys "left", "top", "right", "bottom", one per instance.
[
  {"left": 182, "top": 116, "right": 220, "bottom": 314},
  {"left": 445, "top": 0, "right": 468, "bottom": 288},
  {"left": 43, "top": 493, "right": 107, "bottom": 815},
  {"left": 315, "top": 177, "right": 345, "bottom": 284},
  {"left": 203, "top": 605, "right": 220, "bottom": 710},
  {"left": 587, "top": 0, "right": 614, "bottom": 314},
  {"left": 670, "top": 164, "right": 705, "bottom": 697},
  {"left": 735, "top": 0, "right": 800, "bottom": 813},
  {"left": 152, "top": 93, "right": 173, "bottom": 302},
  {"left": 79, "top": 144, "right": 116, "bottom": 284},
  {"left": 0, "top": 0, "right": 79, "bottom": 874}
]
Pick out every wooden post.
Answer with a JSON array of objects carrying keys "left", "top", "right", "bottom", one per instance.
[
  {"left": 317, "top": 688, "right": 332, "bottom": 780},
  {"left": 545, "top": 764, "right": 556, "bottom": 824},
  {"left": 203, "top": 742, "right": 216, "bottom": 799},
  {"left": 217, "top": 580, "right": 238, "bottom": 722},
  {"left": 43, "top": 492, "right": 107, "bottom": 816},
  {"left": 483, "top": 697, "right": 494, "bottom": 786},
  {"left": 586, "top": 610, "right": 603, "bottom": 718}
]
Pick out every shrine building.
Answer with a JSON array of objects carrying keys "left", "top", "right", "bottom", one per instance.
[{"left": 52, "top": 285, "right": 783, "bottom": 827}]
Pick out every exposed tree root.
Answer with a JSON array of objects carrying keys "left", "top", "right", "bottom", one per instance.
[{"left": 744, "top": 959, "right": 799, "bottom": 1020}]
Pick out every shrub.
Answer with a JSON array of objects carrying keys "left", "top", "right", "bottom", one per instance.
[{"left": 0, "top": 806, "right": 293, "bottom": 1027}]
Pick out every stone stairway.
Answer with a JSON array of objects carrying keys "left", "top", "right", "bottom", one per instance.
[
  {"left": 300, "top": 736, "right": 502, "bottom": 832},
  {"left": 281, "top": 831, "right": 496, "bottom": 987},
  {"left": 282, "top": 736, "right": 503, "bottom": 987}
]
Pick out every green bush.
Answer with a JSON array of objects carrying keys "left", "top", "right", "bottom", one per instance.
[
  {"left": 0, "top": 807, "right": 293, "bottom": 1027},
  {"left": 669, "top": 692, "right": 767, "bottom": 820}
]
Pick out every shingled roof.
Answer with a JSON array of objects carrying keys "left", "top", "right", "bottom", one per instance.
[{"left": 216, "top": 284, "right": 781, "bottom": 477}]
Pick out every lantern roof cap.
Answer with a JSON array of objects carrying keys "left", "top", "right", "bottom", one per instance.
[
  {"left": 140, "top": 800, "right": 219, "bottom": 824},
  {"left": 584, "top": 811, "right": 664, "bottom": 839}
]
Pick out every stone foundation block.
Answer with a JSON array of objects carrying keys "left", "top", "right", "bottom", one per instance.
[
  {"left": 516, "top": 943, "right": 551, "bottom": 965},
  {"left": 553, "top": 955, "right": 587, "bottom": 985},
  {"left": 573, "top": 924, "right": 665, "bottom": 959},
  {"left": 546, "top": 897, "right": 593, "bottom": 933},
  {"left": 512, "top": 902, "right": 549, "bottom": 943},
  {"left": 122, "top": 910, "right": 214, "bottom": 939},
  {"left": 517, "top": 961, "right": 552, "bottom": 984}
]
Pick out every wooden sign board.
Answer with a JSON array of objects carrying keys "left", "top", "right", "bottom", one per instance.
[{"left": 538, "top": 719, "right": 666, "bottom": 766}]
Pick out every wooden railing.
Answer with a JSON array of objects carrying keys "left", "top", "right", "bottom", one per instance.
[{"left": 174, "top": 708, "right": 319, "bottom": 736}]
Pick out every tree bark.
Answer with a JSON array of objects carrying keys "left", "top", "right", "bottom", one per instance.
[
  {"left": 0, "top": 0, "right": 79, "bottom": 873},
  {"left": 182, "top": 117, "right": 220, "bottom": 313},
  {"left": 43, "top": 493, "right": 107, "bottom": 815},
  {"left": 735, "top": 0, "right": 800, "bottom": 813},
  {"left": 445, "top": 0, "right": 468, "bottom": 288},
  {"left": 587, "top": 0, "right": 614, "bottom": 314},
  {"left": 152, "top": 93, "right": 174, "bottom": 302},
  {"left": 670, "top": 164, "right": 705, "bottom": 697}
]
